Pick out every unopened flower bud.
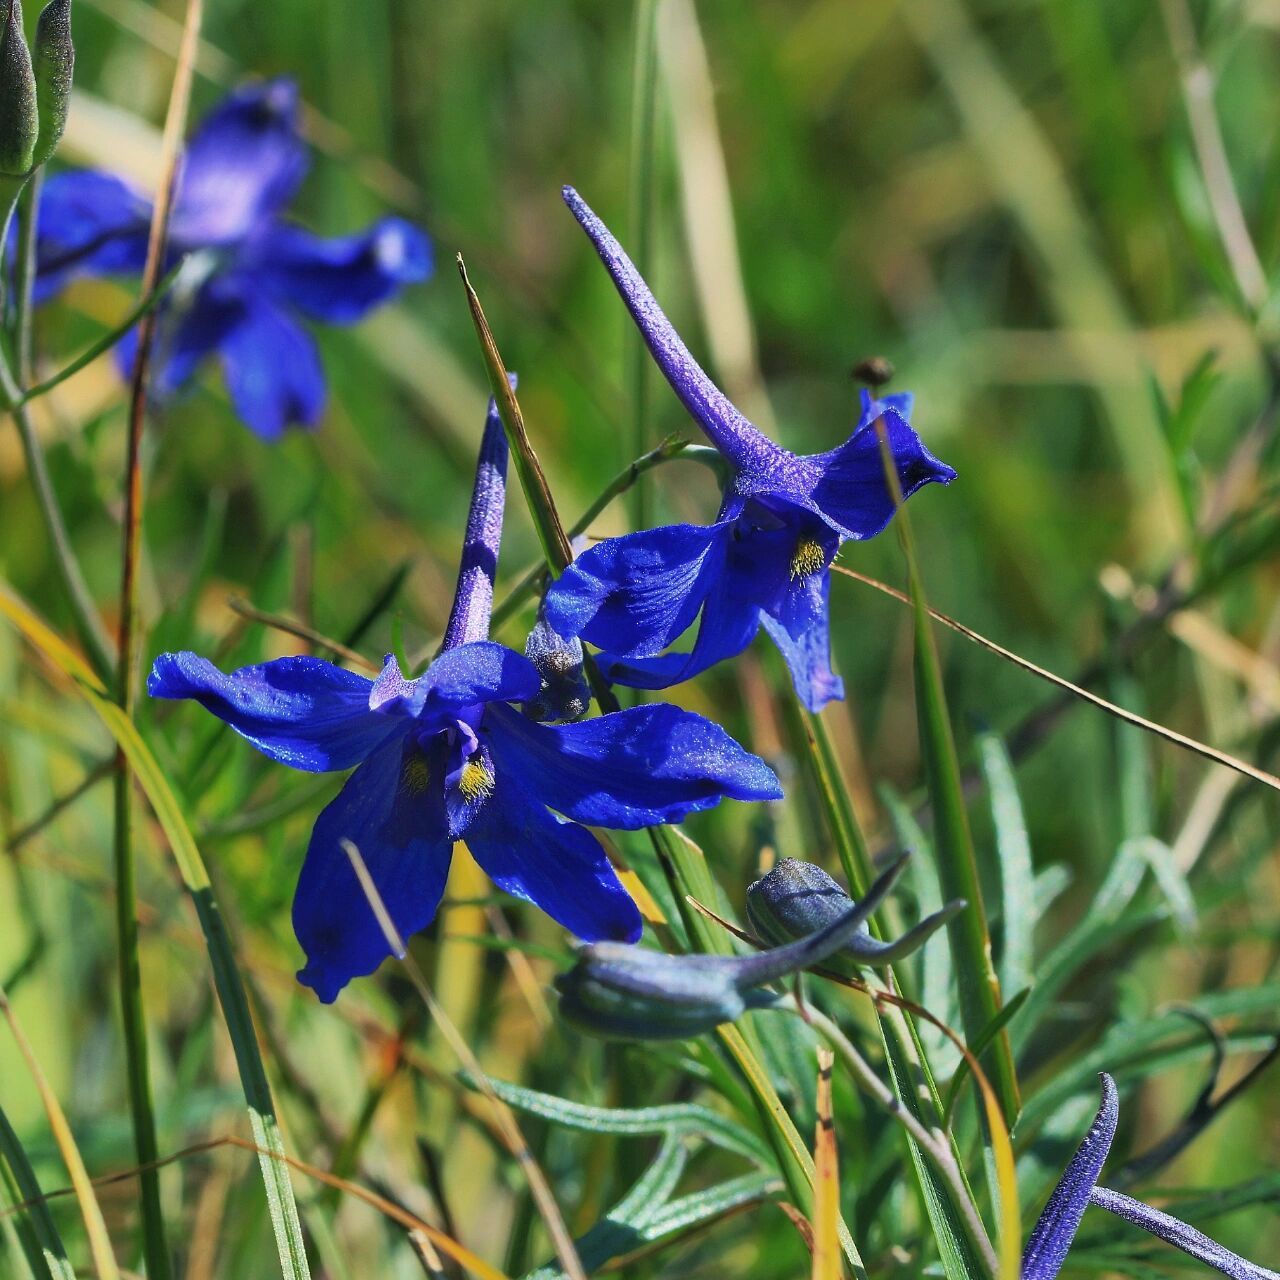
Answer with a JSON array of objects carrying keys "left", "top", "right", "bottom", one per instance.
[
  {"left": 523, "top": 613, "right": 590, "bottom": 722},
  {"left": 0, "top": 0, "right": 37, "bottom": 176},
  {"left": 556, "top": 852, "right": 916, "bottom": 1041},
  {"left": 746, "top": 857, "right": 965, "bottom": 971},
  {"left": 31, "top": 0, "right": 72, "bottom": 170}
]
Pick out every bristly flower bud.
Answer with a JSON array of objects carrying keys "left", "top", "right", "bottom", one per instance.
[
  {"left": 522, "top": 612, "right": 590, "bottom": 722},
  {"left": 0, "top": 0, "right": 37, "bottom": 177},
  {"left": 555, "top": 852, "right": 917, "bottom": 1041},
  {"left": 31, "top": 0, "right": 72, "bottom": 169},
  {"left": 745, "top": 857, "right": 965, "bottom": 971}
]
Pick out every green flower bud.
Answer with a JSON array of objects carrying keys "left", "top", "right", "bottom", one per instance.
[
  {"left": 555, "top": 852, "right": 916, "bottom": 1041},
  {"left": 746, "top": 857, "right": 965, "bottom": 972},
  {"left": 0, "top": 0, "right": 37, "bottom": 177},
  {"left": 31, "top": 0, "right": 72, "bottom": 169}
]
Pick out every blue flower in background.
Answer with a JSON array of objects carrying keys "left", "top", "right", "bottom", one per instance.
[
  {"left": 34, "top": 77, "right": 431, "bottom": 439},
  {"left": 1024, "top": 1073, "right": 1278, "bottom": 1278},
  {"left": 148, "top": 394, "right": 782, "bottom": 1002},
  {"left": 543, "top": 187, "right": 955, "bottom": 713}
]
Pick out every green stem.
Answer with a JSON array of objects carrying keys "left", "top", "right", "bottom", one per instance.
[
  {"left": 111, "top": 766, "right": 170, "bottom": 1280},
  {"left": 15, "top": 169, "right": 41, "bottom": 389},
  {"left": 0, "top": 348, "right": 114, "bottom": 681},
  {"left": 489, "top": 437, "right": 713, "bottom": 631},
  {"left": 625, "top": 0, "right": 660, "bottom": 531},
  {"left": 875, "top": 423, "right": 1021, "bottom": 1126}
]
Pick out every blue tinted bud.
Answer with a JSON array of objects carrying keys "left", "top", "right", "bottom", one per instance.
[
  {"left": 0, "top": 0, "right": 37, "bottom": 176},
  {"left": 31, "top": 0, "right": 72, "bottom": 169},
  {"left": 556, "top": 853, "right": 917, "bottom": 1041},
  {"left": 746, "top": 857, "right": 964, "bottom": 971},
  {"left": 523, "top": 612, "right": 590, "bottom": 722}
]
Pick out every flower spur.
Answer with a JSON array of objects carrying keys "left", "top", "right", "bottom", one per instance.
[
  {"left": 33, "top": 77, "right": 431, "bottom": 439},
  {"left": 543, "top": 186, "right": 956, "bottom": 712},
  {"left": 1024, "top": 1073, "right": 1278, "bottom": 1278},
  {"left": 148, "top": 394, "right": 781, "bottom": 1002}
]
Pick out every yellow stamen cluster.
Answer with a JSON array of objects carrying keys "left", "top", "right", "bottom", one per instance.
[
  {"left": 790, "top": 537, "right": 826, "bottom": 580},
  {"left": 458, "top": 757, "right": 496, "bottom": 801},
  {"left": 400, "top": 752, "right": 432, "bottom": 796}
]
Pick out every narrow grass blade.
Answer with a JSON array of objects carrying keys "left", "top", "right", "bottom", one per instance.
[
  {"left": 0, "top": 1103, "right": 74, "bottom": 1280},
  {"left": 810, "top": 1049, "right": 840, "bottom": 1280},
  {"left": 874, "top": 428, "right": 1020, "bottom": 1125},
  {"left": 715, "top": 1023, "right": 867, "bottom": 1276},
  {"left": 0, "top": 985, "right": 120, "bottom": 1280},
  {"left": 0, "top": 582, "right": 312, "bottom": 1280},
  {"left": 624, "top": 0, "right": 660, "bottom": 530},
  {"left": 462, "top": 1074, "right": 771, "bottom": 1163},
  {"left": 977, "top": 733, "right": 1036, "bottom": 996},
  {"left": 456, "top": 255, "right": 572, "bottom": 573}
]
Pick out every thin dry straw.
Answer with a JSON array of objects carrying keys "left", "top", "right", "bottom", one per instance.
[
  {"left": 832, "top": 564, "right": 1280, "bottom": 796},
  {"left": 0, "top": 1131, "right": 511, "bottom": 1280},
  {"left": 341, "top": 839, "right": 589, "bottom": 1280}
]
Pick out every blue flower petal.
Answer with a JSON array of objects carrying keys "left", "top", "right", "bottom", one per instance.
[
  {"left": 34, "top": 170, "right": 151, "bottom": 299},
  {"left": 594, "top": 568, "right": 764, "bottom": 692},
  {"left": 411, "top": 642, "right": 541, "bottom": 726},
  {"left": 760, "top": 567, "right": 844, "bottom": 712},
  {"left": 1022, "top": 1073, "right": 1119, "bottom": 1280},
  {"left": 294, "top": 735, "right": 452, "bottom": 1002},
  {"left": 114, "top": 278, "right": 246, "bottom": 396},
  {"left": 171, "top": 78, "right": 309, "bottom": 248},
  {"left": 147, "top": 651, "right": 405, "bottom": 772},
  {"left": 802, "top": 401, "right": 956, "bottom": 541},
  {"left": 464, "top": 769, "right": 643, "bottom": 944},
  {"left": 254, "top": 218, "right": 433, "bottom": 323},
  {"left": 215, "top": 290, "right": 326, "bottom": 439},
  {"left": 545, "top": 521, "right": 733, "bottom": 660},
  {"left": 486, "top": 701, "right": 782, "bottom": 829}
]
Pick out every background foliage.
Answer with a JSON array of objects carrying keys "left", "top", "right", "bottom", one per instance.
[{"left": 1, "top": 0, "right": 1277, "bottom": 1276}]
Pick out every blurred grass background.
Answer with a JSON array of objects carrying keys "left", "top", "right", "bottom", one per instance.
[{"left": 1, "top": 0, "right": 1278, "bottom": 1275}]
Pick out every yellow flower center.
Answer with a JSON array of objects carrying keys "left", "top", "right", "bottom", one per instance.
[
  {"left": 789, "top": 536, "right": 826, "bottom": 580},
  {"left": 458, "top": 757, "right": 496, "bottom": 801},
  {"left": 400, "top": 752, "right": 431, "bottom": 795}
]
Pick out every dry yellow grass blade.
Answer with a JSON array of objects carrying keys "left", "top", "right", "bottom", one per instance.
[
  {"left": 811, "top": 1049, "right": 841, "bottom": 1280},
  {"left": 0, "top": 984, "right": 121, "bottom": 1280}
]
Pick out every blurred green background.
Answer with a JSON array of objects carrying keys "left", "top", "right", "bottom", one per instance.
[{"left": 1, "top": 1, "right": 1278, "bottom": 1276}]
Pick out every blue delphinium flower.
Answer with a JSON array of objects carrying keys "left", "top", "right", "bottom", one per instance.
[
  {"left": 1024, "top": 1073, "right": 1278, "bottom": 1278},
  {"left": 148, "top": 396, "right": 782, "bottom": 1002},
  {"left": 542, "top": 187, "right": 955, "bottom": 713},
  {"left": 33, "top": 77, "right": 431, "bottom": 439}
]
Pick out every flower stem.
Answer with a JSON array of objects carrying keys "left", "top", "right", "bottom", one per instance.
[
  {"left": 111, "top": 4, "right": 203, "bottom": 1275},
  {"left": 0, "top": 351, "right": 114, "bottom": 681},
  {"left": 624, "top": 0, "right": 660, "bottom": 531}
]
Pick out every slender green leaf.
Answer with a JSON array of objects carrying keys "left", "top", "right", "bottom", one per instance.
[
  {"left": 876, "top": 427, "right": 1020, "bottom": 1124},
  {"left": 459, "top": 1072, "right": 772, "bottom": 1164},
  {"left": 978, "top": 734, "right": 1036, "bottom": 997},
  {"left": 0, "top": 582, "right": 312, "bottom": 1280},
  {"left": 0, "top": 1102, "right": 74, "bottom": 1280}
]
